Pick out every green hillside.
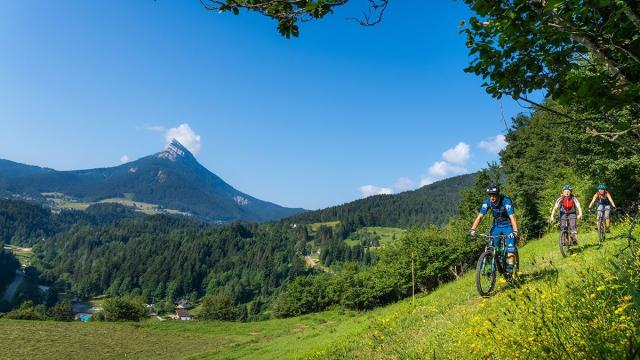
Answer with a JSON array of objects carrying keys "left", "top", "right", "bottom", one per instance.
[
  {"left": 289, "top": 173, "right": 477, "bottom": 228},
  {"left": 1, "top": 227, "right": 636, "bottom": 359}
]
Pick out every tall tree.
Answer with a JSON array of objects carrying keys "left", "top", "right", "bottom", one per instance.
[{"left": 461, "top": 0, "right": 640, "bottom": 152}]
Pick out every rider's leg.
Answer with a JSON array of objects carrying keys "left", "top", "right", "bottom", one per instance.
[
  {"left": 604, "top": 205, "right": 611, "bottom": 230},
  {"left": 561, "top": 212, "right": 569, "bottom": 235},
  {"left": 495, "top": 225, "right": 515, "bottom": 274},
  {"left": 568, "top": 213, "right": 578, "bottom": 244},
  {"left": 490, "top": 226, "right": 501, "bottom": 248},
  {"left": 597, "top": 205, "right": 604, "bottom": 230},
  {"left": 505, "top": 235, "right": 517, "bottom": 275}
]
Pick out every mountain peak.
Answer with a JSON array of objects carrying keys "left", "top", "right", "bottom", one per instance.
[{"left": 157, "top": 139, "right": 194, "bottom": 162}]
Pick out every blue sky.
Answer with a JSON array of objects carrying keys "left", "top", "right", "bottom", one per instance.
[{"left": 0, "top": 1, "right": 533, "bottom": 210}]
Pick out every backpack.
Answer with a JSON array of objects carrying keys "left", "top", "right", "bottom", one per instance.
[{"left": 561, "top": 196, "right": 575, "bottom": 212}]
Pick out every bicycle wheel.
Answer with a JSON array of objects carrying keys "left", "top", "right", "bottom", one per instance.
[
  {"left": 598, "top": 219, "right": 606, "bottom": 242},
  {"left": 559, "top": 231, "right": 570, "bottom": 257},
  {"left": 476, "top": 251, "right": 496, "bottom": 297}
]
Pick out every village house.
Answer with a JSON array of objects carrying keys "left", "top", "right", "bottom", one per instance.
[
  {"left": 175, "top": 309, "right": 192, "bottom": 321},
  {"left": 176, "top": 299, "right": 193, "bottom": 309}
]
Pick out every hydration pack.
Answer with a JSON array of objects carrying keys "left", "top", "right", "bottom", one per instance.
[{"left": 561, "top": 196, "right": 575, "bottom": 212}]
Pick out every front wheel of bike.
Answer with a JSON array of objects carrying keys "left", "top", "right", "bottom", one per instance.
[
  {"left": 476, "top": 251, "right": 496, "bottom": 297},
  {"left": 559, "top": 231, "right": 570, "bottom": 257},
  {"left": 598, "top": 220, "right": 606, "bottom": 242}
]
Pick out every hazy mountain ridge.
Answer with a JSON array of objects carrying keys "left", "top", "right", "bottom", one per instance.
[{"left": 0, "top": 140, "right": 304, "bottom": 223}]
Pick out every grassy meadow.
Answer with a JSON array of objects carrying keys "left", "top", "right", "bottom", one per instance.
[{"left": 0, "top": 227, "right": 636, "bottom": 359}]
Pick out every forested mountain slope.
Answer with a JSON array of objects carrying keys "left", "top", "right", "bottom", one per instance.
[{"left": 289, "top": 173, "right": 477, "bottom": 228}]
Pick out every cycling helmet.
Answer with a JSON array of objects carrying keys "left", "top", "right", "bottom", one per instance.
[
  {"left": 486, "top": 184, "right": 500, "bottom": 195},
  {"left": 596, "top": 184, "right": 606, "bottom": 190},
  {"left": 563, "top": 185, "right": 573, "bottom": 191}
]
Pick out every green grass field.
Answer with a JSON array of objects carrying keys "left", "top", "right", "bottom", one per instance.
[
  {"left": 0, "top": 230, "right": 633, "bottom": 359},
  {"left": 4, "top": 244, "right": 33, "bottom": 267},
  {"left": 41, "top": 193, "right": 189, "bottom": 216},
  {"left": 343, "top": 226, "right": 405, "bottom": 247},
  {"left": 309, "top": 221, "right": 340, "bottom": 233}
]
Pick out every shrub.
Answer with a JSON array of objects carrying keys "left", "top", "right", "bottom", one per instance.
[
  {"left": 199, "top": 291, "right": 238, "bottom": 321},
  {"left": 95, "top": 297, "right": 146, "bottom": 322},
  {"left": 5, "top": 301, "right": 47, "bottom": 320},
  {"left": 48, "top": 299, "right": 74, "bottom": 321}
]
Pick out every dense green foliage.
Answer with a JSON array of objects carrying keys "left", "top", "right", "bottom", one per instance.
[
  {"left": 47, "top": 299, "right": 74, "bottom": 321},
  {"left": 0, "top": 200, "right": 141, "bottom": 247},
  {"left": 501, "top": 103, "right": 640, "bottom": 238},
  {"left": 289, "top": 173, "right": 477, "bottom": 228},
  {"left": 0, "top": 244, "right": 20, "bottom": 297},
  {"left": 94, "top": 297, "right": 147, "bottom": 322},
  {"left": 272, "top": 222, "right": 486, "bottom": 317},
  {"left": 199, "top": 291, "right": 239, "bottom": 321},
  {"left": 462, "top": 1, "right": 640, "bottom": 116},
  {"left": 4, "top": 300, "right": 48, "bottom": 321},
  {"left": 0, "top": 200, "right": 58, "bottom": 246},
  {"left": 34, "top": 217, "right": 308, "bottom": 319}
]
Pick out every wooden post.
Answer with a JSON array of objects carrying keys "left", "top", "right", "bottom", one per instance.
[{"left": 412, "top": 251, "right": 415, "bottom": 307}]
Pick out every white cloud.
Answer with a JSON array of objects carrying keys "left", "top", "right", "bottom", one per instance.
[
  {"left": 442, "top": 142, "right": 470, "bottom": 165},
  {"left": 394, "top": 177, "right": 416, "bottom": 192},
  {"left": 419, "top": 142, "right": 471, "bottom": 186},
  {"left": 478, "top": 134, "right": 507, "bottom": 153},
  {"left": 120, "top": 155, "right": 130, "bottom": 163},
  {"left": 428, "top": 161, "right": 466, "bottom": 177},
  {"left": 358, "top": 141, "right": 474, "bottom": 197},
  {"left": 420, "top": 161, "right": 467, "bottom": 186},
  {"left": 359, "top": 185, "right": 394, "bottom": 198},
  {"left": 165, "top": 124, "right": 202, "bottom": 155}
]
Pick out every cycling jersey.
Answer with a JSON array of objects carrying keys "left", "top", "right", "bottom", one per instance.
[
  {"left": 480, "top": 195, "right": 515, "bottom": 227},
  {"left": 554, "top": 196, "right": 581, "bottom": 214},
  {"left": 596, "top": 191, "right": 611, "bottom": 206}
]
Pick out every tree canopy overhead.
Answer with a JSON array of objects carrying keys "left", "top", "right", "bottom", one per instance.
[
  {"left": 205, "top": 1, "right": 639, "bottom": 151},
  {"left": 461, "top": 0, "right": 640, "bottom": 150},
  {"left": 201, "top": 0, "right": 388, "bottom": 37}
]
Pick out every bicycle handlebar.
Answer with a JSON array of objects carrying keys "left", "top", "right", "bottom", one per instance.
[{"left": 476, "top": 233, "right": 512, "bottom": 239}]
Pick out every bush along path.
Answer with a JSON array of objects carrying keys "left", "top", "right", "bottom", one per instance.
[{"left": 309, "top": 221, "right": 640, "bottom": 359}]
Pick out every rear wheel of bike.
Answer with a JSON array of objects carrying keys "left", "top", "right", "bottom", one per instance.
[
  {"left": 559, "top": 231, "right": 570, "bottom": 257},
  {"left": 476, "top": 251, "right": 496, "bottom": 297}
]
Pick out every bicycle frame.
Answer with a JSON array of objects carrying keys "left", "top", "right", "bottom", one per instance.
[{"left": 478, "top": 234, "right": 507, "bottom": 274}]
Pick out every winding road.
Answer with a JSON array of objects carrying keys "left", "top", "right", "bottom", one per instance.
[{"left": 2, "top": 269, "right": 24, "bottom": 302}]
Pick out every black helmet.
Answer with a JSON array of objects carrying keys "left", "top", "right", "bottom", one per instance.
[{"left": 486, "top": 184, "right": 500, "bottom": 195}]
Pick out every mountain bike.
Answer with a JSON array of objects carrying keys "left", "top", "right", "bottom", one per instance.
[
  {"left": 593, "top": 206, "right": 615, "bottom": 243},
  {"left": 594, "top": 208, "right": 606, "bottom": 242},
  {"left": 475, "top": 234, "right": 519, "bottom": 297},
  {"left": 558, "top": 216, "right": 574, "bottom": 257}
]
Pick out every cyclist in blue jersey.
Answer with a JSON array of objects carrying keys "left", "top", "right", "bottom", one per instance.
[
  {"left": 588, "top": 184, "right": 617, "bottom": 231},
  {"left": 469, "top": 184, "right": 519, "bottom": 275}
]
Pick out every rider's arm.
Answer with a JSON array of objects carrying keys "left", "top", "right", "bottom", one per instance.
[
  {"left": 575, "top": 197, "right": 583, "bottom": 218},
  {"left": 471, "top": 214, "right": 484, "bottom": 231},
  {"left": 607, "top": 193, "right": 616, "bottom": 208},
  {"left": 588, "top": 193, "right": 597, "bottom": 208},
  {"left": 472, "top": 200, "right": 490, "bottom": 231},
  {"left": 509, "top": 214, "right": 518, "bottom": 233}
]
